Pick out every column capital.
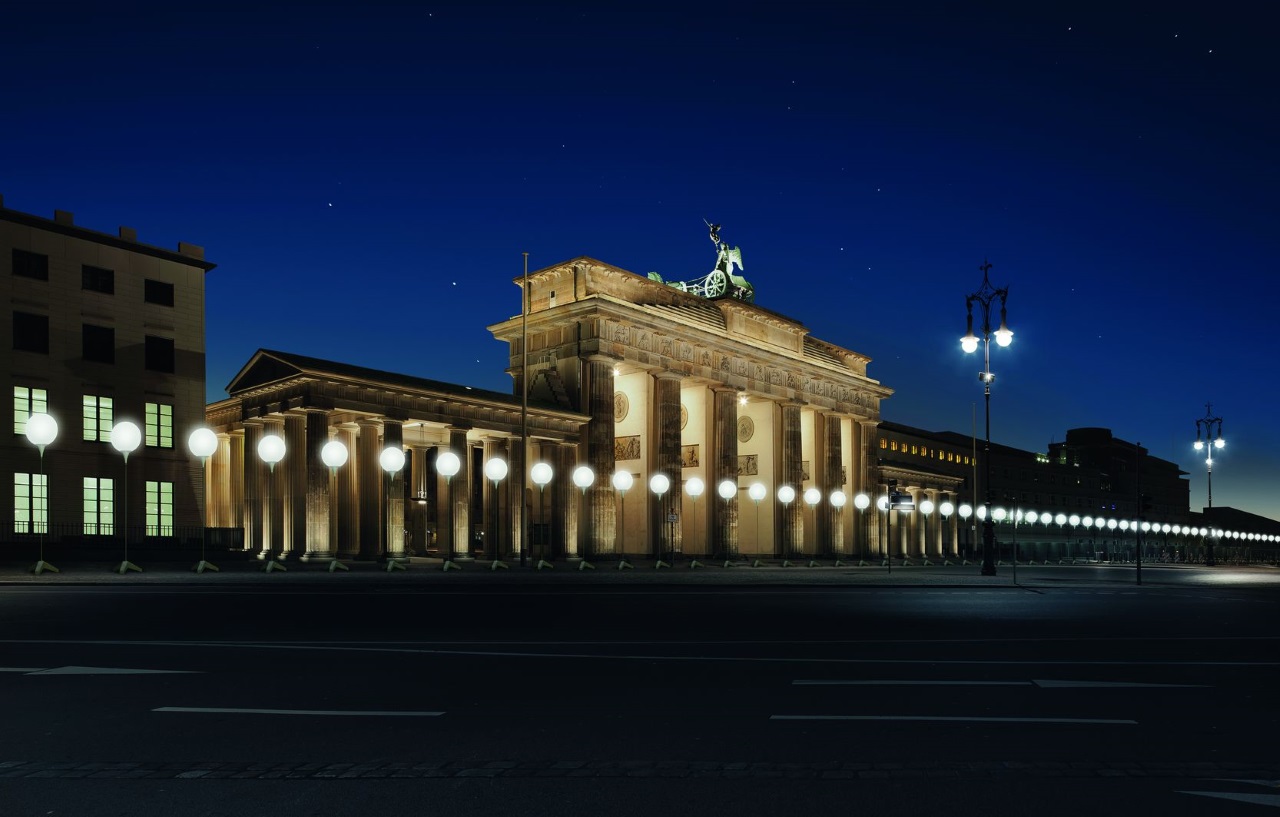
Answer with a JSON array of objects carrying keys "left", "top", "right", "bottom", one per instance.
[
  {"left": 653, "top": 369, "right": 684, "bottom": 382},
  {"left": 586, "top": 354, "right": 621, "bottom": 366}
]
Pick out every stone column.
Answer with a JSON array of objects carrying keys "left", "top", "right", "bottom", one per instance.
[
  {"left": 336, "top": 425, "right": 358, "bottom": 558},
  {"left": 556, "top": 441, "right": 579, "bottom": 559},
  {"left": 584, "top": 356, "right": 616, "bottom": 559},
  {"left": 222, "top": 432, "right": 241, "bottom": 532},
  {"left": 283, "top": 413, "right": 306, "bottom": 557},
  {"left": 383, "top": 420, "right": 405, "bottom": 558},
  {"left": 303, "top": 410, "right": 333, "bottom": 560},
  {"left": 779, "top": 402, "right": 803, "bottom": 559},
  {"left": 447, "top": 427, "right": 472, "bottom": 560},
  {"left": 711, "top": 387, "right": 739, "bottom": 559},
  {"left": 653, "top": 371, "right": 683, "bottom": 559},
  {"left": 823, "top": 413, "right": 844, "bottom": 557},
  {"left": 357, "top": 419, "right": 382, "bottom": 560},
  {"left": 241, "top": 421, "right": 264, "bottom": 556}
]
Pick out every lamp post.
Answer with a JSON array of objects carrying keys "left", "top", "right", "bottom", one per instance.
[
  {"left": 830, "top": 490, "right": 848, "bottom": 566},
  {"left": 737, "top": 481, "right": 763, "bottom": 567},
  {"left": 532, "top": 461, "right": 555, "bottom": 569},
  {"left": 572, "top": 464, "right": 596, "bottom": 568},
  {"left": 111, "top": 421, "right": 143, "bottom": 574},
  {"left": 958, "top": 503, "right": 973, "bottom": 563},
  {"left": 255, "top": 432, "right": 286, "bottom": 573},
  {"left": 854, "top": 493, "right": 871, "bottom": 566},
  {"left": 961, "top": 260, "right": 1012, "bottom": 576},
  {"left": 940, "top": 501, "right": 954, "bottom": 565},
  {"left": 1025, "top": 510, "right": 1039, "bottom": 565},
  {"left": 877, "top": 495, "right": 890, "bottom": 569},
  {"left": 187, "top": 426, "right": 219, "bottom": 574},
  {"left": 720, "top": 479, "right": 740, "bottom": 566},
  {"left": 380, "top": 445, "right": 407, "bottom": 572},
  {"left": 610, "top": 468, "right": 632, "bottom": 569},
  {"left": 686, "top": 476, "right": 705, "bottom": 567},
  {"left": 919, "top": 498, "right": 935, "bottom": 566},
  {"left": 1193, "top": 402, "right": 1225, "bottom": 565},
  {"left": 650, "top": 473, "right": 672, "bottom": 568},
  {"left": 777, "top": 485, "right": 796, "bottom": 567},
  {"left": 320, "top": 439, "right": 350, "bottom": 572},
  {"left": 482, "top": 456, "right": 509, "bottom": 571},
  {"left": 570, "top": 464, "right": 596, "bottom": 570},
  {"left": 803, "top": 487, "right": 822, "bottom": 567},
  {"left": 24, "top": 412, "right": 58, "bottom": 575},
  {"left": 436, "top": 450, "right": 462, "bottom": 571}
]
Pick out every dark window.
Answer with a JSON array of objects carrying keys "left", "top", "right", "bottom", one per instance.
[
  {"left": 82, "top": 324, "right": 115, "bottom": 363},
  {"left": 13, "top": 311, "right": 49, "bottom": 354},
  {"left": 144, "top": 279, "right": 174, "bottom": 307},
  {"left": 12, "top": 249, "right": 49, "bottom": 281},
  {"left": 144, "top": 335, "right": 175, "bottom": 373},
  {"left": 82, "top": 264, "right": 114, "bottom": 294}
]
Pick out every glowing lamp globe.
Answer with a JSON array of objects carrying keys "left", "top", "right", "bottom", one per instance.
[
  {"left": 187, "top": 426, "right": 218, "bottom": 460},
  {"left": 748, "top": 482, "right": 766, "bottom": 503},
  {"left": 919, "top": 499, "right": 935, "bottom": 515},
  {"left": 1025, "top": 511, "right": 1038, "bottom": 524},
  {"left": 940, "top": 501, "right": 954, "bottom": 517},
  {"left": 778, "top": 485, "right": 796, "bottom": 505},
  {"left": 436, "top": 450, "right": 461, "bottom": 479},
  {"left": 718, "top": 479, "right": 737, "bottom": 500},
  {"left": 380, "top": 446, "right": 406, "bottom": 474},
  {"left": 531, "top": 462, "right": 553, "bottom": 488},
  {"left": 877, "top": 496, "right": 889, "bottom": 512},
  {"left": 959, "top": 504, "right": 972, "bottom": 519},
  {"left": 648, "top": 473, "right": 669, "bottom": 496},
  {"left": 685, "top": 476, "right": 705, "bottom": 499},
  {"left": 112, "top": 421, "right": 143, "bottom": 456},
  {"left": 829, "top": 490, "right": 847, "bottom": 509},
  {"left": 483, "top": 457, "right": 508, "bottom": 483},
  {"left": 803, "top": 487, "right": 821, "bottom": 507},
  {"left": 573, "top": 465, "right": 596, "bottom": 492},
  {"left": 321, "top": 440, "right": 349, "bottom": 469},
  {"left": 25, "top": 412, "right": 58, "bottom": 452},
  {"left": 854, "top": 493, "right": 871, "bottom": 511},
  {"left": 609, "top": 469, "right": 631, "bottom": 493},
  {"left": 1107, "top": 519, "right": 1117, "bottom": 530},
  {"left": 992, "top": 507, "right": 1006, "bottom": 522}
]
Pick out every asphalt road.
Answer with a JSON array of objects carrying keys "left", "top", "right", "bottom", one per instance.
[{"left": 1, "top": 566, "right": 1278, "bottom": 816}]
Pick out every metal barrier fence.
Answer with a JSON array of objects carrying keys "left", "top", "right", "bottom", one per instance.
[{"left": 0, "top": 524, "right": 244, "bottom": 563}]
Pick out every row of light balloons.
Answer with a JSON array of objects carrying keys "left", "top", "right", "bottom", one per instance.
[{"left": 24, "top": 412, "right": 1276, "bottom": 566}]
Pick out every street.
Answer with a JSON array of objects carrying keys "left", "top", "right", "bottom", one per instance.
[{"left": 1, "top": 565, "right": 1278, "bottom": 815}]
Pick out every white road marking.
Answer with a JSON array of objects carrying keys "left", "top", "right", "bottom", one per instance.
[
  {"left": 26, "top": 666, "right": 200, "bottom": 675},
  {"left": 1178, "top": 791, "right": 1280, "bottom": 807},
  {"left": 771, "top": 715, "right": 1138, "bottom": 724},
  {"left": 793, "top": 679, "right": 1209, "bottom": 688},
  {"left": 153, "top": 706, "right": 443, "bottom": 717}
]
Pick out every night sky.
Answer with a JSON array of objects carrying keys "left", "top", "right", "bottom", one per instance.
[{"left": 4, "top": 3, "right": 1276, "bottom": 520}]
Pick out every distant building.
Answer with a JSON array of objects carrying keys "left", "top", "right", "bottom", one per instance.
[{"left": 1, "top": 196, "right": 214, "bottom": 551}]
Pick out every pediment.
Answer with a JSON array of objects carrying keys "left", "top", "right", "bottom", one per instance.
[{"left": 225, "top": 351, "right": 305, "bottom": 395}]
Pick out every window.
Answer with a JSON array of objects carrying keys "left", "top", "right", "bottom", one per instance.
[
  {"left": 14, "top": 472, "right": 48, "bottom": 534},
  {"left": 83, "top": 395, "right": 113, "bottom": 442},
  {"left": 144, "top": 279, "right": 175, "bottom": 306},
  {"left": 890, "top": 441, "right": 898, "bottom": 452},
  {"left": 879, "top": 438, "right": 887, "bottom": 449},
  {"left": 145, "top": 335, "right": 175, "bottom": 373},
  {"left": 13, "top": 311, "right": 49, "bottom": 354},
  {"left": 12, "top": 249, "right": 48, "bottom": 280},
  {"left": 82, "top": 264, "right": 114, "bottom": 294},
  {"left": 82, "top": 324, "right": 115, "bottom": 363},
  {"left": 145, "top": 480, "right": 173, "bottom": 535},
  {"left": 145, "top": 402, "right": 173, "bottom": 448},
  {"left": 13, "top": 386, "right": 48, "bottom": 434},
  {"left": 84, "top": 477, "right": 114, "bottom": 535}
]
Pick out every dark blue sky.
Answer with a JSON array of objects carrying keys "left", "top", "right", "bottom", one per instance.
[{"left": 5, "top": 2, "right": 1276, "bottom": 519}]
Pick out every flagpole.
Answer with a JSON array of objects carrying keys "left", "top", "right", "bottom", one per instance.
[{"left": 520, "top": 252, "right": 529, "bottom": 568}]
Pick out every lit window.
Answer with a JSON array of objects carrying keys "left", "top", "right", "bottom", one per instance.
[
  {"left": 13, "top": 472, "right": 47, "bottom": 534},
  {"left": 145, "top": 480, "right": 173, "bottom": 536},
  {"left": 879, "top": 439, "right": 887, "bottom": 449},
  {"left": 83, "top": 395, "right": 113, "bottom": 442},
  {"left": 84, "top": 477, "right": 114, "bottom": 535},
  {"left": 891, "top": 441, "right": 898, "bottom": 452},
  {"left": 14, "top": 386, "right": 48, "bottom": 435},
  {"left": 145, "top": 402, "right": 173, "bottom": 448}
]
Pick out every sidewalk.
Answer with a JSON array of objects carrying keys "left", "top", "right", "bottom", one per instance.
[{"left": 0, "top": 553, "right": 1260, "bottom": 588}]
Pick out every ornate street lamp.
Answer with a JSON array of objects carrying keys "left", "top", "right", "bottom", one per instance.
[
  {"left": 187, "top": 427, "right": 219, "bottom": 574},
  {"left": 111, "top": 421, "right": 144, "bottom": 574},
  {"left": 961, "top": 260, "right": 1012, "bottom": 576},
  {"left": 24, "top": 412, "right": 58, "bottom": 575},
  {"left": 1193, "top": 402, "right": 1225, "bottom": 565},
  {"left": 611, "top": 468, "right": 632, "bottom": 569}
]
